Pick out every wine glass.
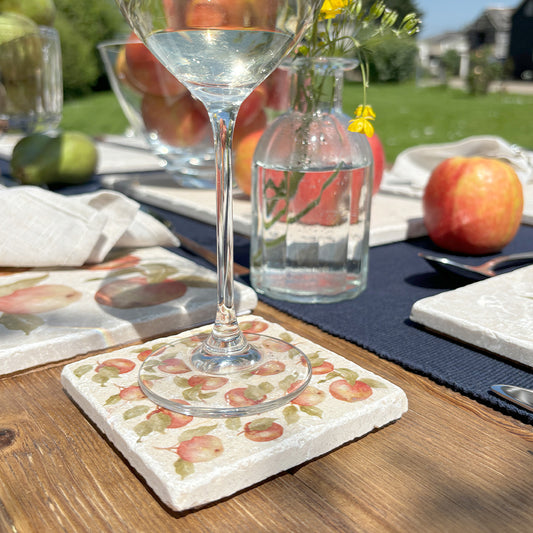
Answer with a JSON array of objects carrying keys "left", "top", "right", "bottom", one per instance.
[
  {"left": 115, "top": 0, "right": 322, "bottom": 418},
  {"left": 0, "top": 25, "right": 62, "bottom": 136}
]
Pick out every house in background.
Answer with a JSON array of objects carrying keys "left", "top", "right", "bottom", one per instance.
[
  {"left": 509, "top": 0, "right": 533, "bottom": 79},
  {"left": 418, "top": 1, "right": 533, "bottom": 81},
  {"left": 465, "top": 7, "right": 513, "bottom": 61},
  {"left": 418, "top": 32, "right": 470, "bottom": 79}
]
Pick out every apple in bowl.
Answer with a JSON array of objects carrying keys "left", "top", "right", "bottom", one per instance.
[{"left": 423, "top": 156, "right": 524, "bottom": 255}]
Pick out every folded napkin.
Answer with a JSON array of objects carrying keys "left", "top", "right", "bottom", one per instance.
[
  {"left": 381, "top": 135, "right": 533, "bottom": 198},
  {"left": 0, "top": 186, "right": 179, "bottom": 267}
]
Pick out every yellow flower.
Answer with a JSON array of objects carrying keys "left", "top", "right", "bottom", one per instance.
[
  {"left": 348, "top": 105, "right": 376, "bottom": 137},
  {"left": 319, "top": 0, "right": 350, "bottom": 20}
]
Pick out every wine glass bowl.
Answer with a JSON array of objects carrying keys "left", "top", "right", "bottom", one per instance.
[{"left": 115, "top": 0, "right": 322, "bottom": 417}]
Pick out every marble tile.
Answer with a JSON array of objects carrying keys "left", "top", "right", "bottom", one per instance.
[
  {"left": 0, "top": 247, "right": 257, "bottom": 375},
  {"left": 410, "top": 265, "right": 533, "bottom": 368},
  {"left": 61, "top": 315, "right": 408, "bottom": 511}
]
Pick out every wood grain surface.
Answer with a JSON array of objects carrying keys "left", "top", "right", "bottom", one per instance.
[{"left": 0, "top": 302, "right": 531, "bottom": 533}]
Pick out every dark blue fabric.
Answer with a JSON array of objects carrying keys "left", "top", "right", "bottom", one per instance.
[{"left": 148, "top": 204, "right": 533, "bottom": 425}]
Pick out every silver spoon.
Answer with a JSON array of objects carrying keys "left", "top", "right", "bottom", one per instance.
[
  {"left": 418, "top": 251, "right": 533, "bottom": 281},
  {"left": 491, "top": 384, "right": 533, "bottom": 413}
]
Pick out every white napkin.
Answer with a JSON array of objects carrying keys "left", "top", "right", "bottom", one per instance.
[
  {"left": 0, "top": 186, "right": 179, "bottom": 267},
  {"left": 381, "top": 135, "right": 533, "bottom": 198}
]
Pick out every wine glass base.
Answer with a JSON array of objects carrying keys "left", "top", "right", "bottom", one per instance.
[{"left": 138, "top": 332, "right": 312, "bottom": 418}]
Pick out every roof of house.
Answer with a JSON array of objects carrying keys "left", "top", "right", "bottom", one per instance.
[{"left": 466, "top": 8, "right": 514, "bottom": 33}]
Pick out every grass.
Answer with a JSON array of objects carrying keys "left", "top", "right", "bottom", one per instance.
[
  {"left": 61, "top": 91, "right": 129, "bottom": 136},
  {"left": 60, "top": 82, "right": 533, "bottom": 162},
  {"left": 343, "top": 82, "right": 533, "bottom": 160}
]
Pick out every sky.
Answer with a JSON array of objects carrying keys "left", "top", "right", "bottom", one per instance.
[{"left": 416, "top": 0, "right": 521, "bottom": 37}]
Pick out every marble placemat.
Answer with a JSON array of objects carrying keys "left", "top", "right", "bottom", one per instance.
[
  {"left": 0, "top": 247, "right": 257, "bottom": 376},
  {"left": 410, "top": 265, "right": 533, "bottom": 368},
  {"left": 61, "top": 315, "right": 408, "bottom": 512},
  {"left": 102, "top": 173, "right": 428, "bottom": 246}
]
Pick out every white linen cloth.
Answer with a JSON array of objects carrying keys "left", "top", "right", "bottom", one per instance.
[
  {"left": 381, "top": 135, "right": 533, "bottom": 198},
  {"left": 0, "top": 186, "right": 179, "bottom": 267}
]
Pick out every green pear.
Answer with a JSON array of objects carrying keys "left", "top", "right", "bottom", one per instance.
[
  {"left": 11, "top": 131, "right": 99, "bottom": 186},
  {"left": 0, "top": 12, "right": 39, "bottom": 45},
  {"left": 0, "top": 0, "right": 56, "bottom": 27},
  {"left": 0, "top": 14, "right": 42, "bottom": 116},
  {"left": 0, "top": 13, "right": 42, "bottom": 81},
  {"left": 1, "top": 79, "right": 39, "bottom": 115}
]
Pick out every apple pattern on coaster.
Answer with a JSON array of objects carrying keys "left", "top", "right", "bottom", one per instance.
[
  {"left": 0, "top": 247, "right": 257, "bottom": 376},
  {"left": 61, "top": 315, "right": 408, "bottom": 512}
]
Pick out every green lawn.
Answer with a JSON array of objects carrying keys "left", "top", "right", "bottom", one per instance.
[
  {"left": 61, "top": 91, "right": 130, "bottom": 137},
  {"left": 61, "top": 82, "right": 533, "bottom": 162},
  {"left": 343, "top": 82, "right": 533, "bottom": 160}
]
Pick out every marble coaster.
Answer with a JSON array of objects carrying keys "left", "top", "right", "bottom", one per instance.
[
  {"left": 0, "top": 247, "right": 257, "bottom": 375},
  {"left": 410, "top": 265, "right": 533, "bottom": 368},
  {"left": 61, "top": 315, "right": 408, "bottom": 512}
]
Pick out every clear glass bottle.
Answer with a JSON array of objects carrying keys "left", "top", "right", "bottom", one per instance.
[{"left": 250, "top": 57, "right": 373, "bottom": 303}]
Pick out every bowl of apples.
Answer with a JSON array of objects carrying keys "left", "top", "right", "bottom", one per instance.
[
  {"left": 99, "top": 34, "right": 215, "bottom": 188},
  {"left": 99, "top": 34, "right": 289, "bottom": 190}
]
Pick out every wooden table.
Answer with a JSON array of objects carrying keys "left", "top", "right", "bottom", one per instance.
[{"left": 1, "top": 301, "right": 531, "bottom": 532}]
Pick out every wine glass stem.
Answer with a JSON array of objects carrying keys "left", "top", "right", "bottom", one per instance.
[{"left": 204, "top": 105, "right": 249, "bottom": 356}]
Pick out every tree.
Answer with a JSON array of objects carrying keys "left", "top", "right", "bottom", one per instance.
[
  {"left": 361, "top": 1, "right": 423, "bottom": 82},
  {"left": 362, "top": 0, "right": 423, "bottom": 24},
  {"left": 54, "top": 0, "right": 126, "bottom": 98}
]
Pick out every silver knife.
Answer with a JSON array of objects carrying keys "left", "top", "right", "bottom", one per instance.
[{"left": 491, "top": 384, "right": 533, "bottom": 413}]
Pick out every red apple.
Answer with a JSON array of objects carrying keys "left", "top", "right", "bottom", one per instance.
[
  {"left": 251, "top": 360, "right": 286, "bottom": 376},
  {"left": 94, "top": 276, "right": 187, "bottom": 309},
  {"left": 423, "top": 157, "right": 524, "bottom": 255},
  {"left": 329, "top": 379, "right": 372, "bottom": 402},
  {"left": 158, "top": 357, "right": 190, "bottom": 374},
  {"left": 240, "top": 320, "right": 269, "bottom": 334},
  {"left": 118, "top": 385, "right": 146, "bottom": 401},
  {"left": 310, "top": 360, "right": 334, "bottom": 375},
  {"left": 234, "top": 128, "right": 265, "bottom": 197},
  {"left": 237, "top": 85, "right": 268, "bottom": 129},
  {"left": 96, "top": 358, "right": 136, "bottom": 374},
  {"left": 0, "top": 284, "right": 81, "bottom": 315},
  {"left": 141, "top": 92, "right": 211, "bottom": 147},
  {"left": 264, "top": 68, "right": 290, "bottom": 111},
  {"left": 288, "top": 381, "right": 326, "bottom": 406},
  {"left": 234, "top": 108, "right": 267, "bottom": 145},
  {"left": 114, "top": 47, "right": 138, "bottom": 93},
  {"left": 123, "top": 33, "right": 186, "bottom": 97},
  {"left": 225, "top": 387, "right": 266, "bottom": 407},
  {"left": 243, "top": 420, "right": 283, "bottom": 442},
  {"left": 187, "top": 375, "right": 228, "bottom": 390},
  {"left": 147, "top": 401, "right": 193, "bottom": 429},
  {"left": 368, "top": 131, "right": 385, "bottom": 194},
  {"left": 177, "top": 435, "right": 223, "bottom": 462},
  {"left": 261, "top": 337, "right": 293, "bottom": 352},
  {"left": 186, "top": 0, "right": 256, "bottom": 28},
  {"left": 290, "top": 169, "right": 351, "bottom": 226}
]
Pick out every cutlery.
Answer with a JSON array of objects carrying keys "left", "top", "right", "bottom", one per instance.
[
  {"left": 490, "top": 384, "right": 533, "bottom": 413},
  {"left": 418, "top": 251, "right": 533, "bottom": 281}
]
